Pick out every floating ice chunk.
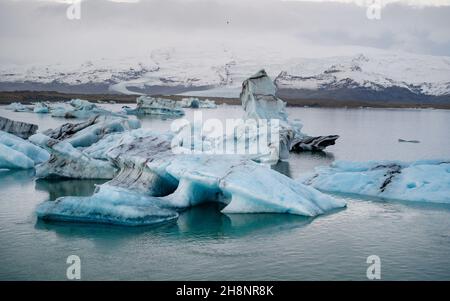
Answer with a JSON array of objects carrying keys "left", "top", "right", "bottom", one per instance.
[
  {"left": 123, "top": 96, "right": 185, "bottom": 116},
  {"left": 0, "top": 116, "right": 38, "bottom": 139},
  {"left": 0, "top": 131, "right": 49, "bottom": 164},
  {"left": 179, "top": 97, "right": 217, "bottom": 108},
  {"left": 163, "top": 155, "right": 346, "bottom": 216},
  {"left": 35, "top": 115, "right": 141, "bottom": 148},
  {"left": 301, "top": 160, "right": 450, "bottom": 204},
  {"left": 30, "top": 133, "right": 116, "bottom": 179},
  {"left": 4, "top": 102, "right": 31, "bottom": 112},
  {"left": 50, "top": 99, "right": 123, "bottom": 119},
  {"left": 0, "top": 143, "right": 35, "bottom": 169},
  {"left": 36, "top": 185, "right": 179, "bottom": 226},
  {"left": 240, "top": 70, "right": 338, "bottom": 159},
  {"left": 33, "top": 102, "right": 50, "bottom": 113}
]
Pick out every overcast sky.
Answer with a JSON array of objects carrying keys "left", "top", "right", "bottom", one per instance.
[{"left": 1, "top": 0, "right": 449, "bottom": 64}]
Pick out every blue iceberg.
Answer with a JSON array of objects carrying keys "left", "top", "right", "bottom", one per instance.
[{"left": 301, "top": 160, "right": 450, "bottom": 204}]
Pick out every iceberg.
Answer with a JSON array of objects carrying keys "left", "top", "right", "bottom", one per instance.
[
  {"left": 50, "top": 99, "right": 123, "bottom": 119},
  {"left": 301, "top": 160, "right": 450, "bottom": 204},
  {"left": 0, "top": 130, "right": 50, "bottom": 169},
  {"left": 179, "top": 97, "right": 217, "bottom": 109},
  {"left": 33, "top": 102, "right": 50, "bottom": 114},
  {"left": 30, "top": 133, "right": 117, "bottom": 179},
  {"left": 123, "top": 96, "right": 185, "bottom": 116},
  {"left": 37, "top": 132, "right": 345, "bottom": 225},
  {"left": 36, "top": 115, "right": 141, "bottom": 148},
  {"left": 240, "top": 70, "right": 339, "bottom": 156},
  {"left": 4, "top": 102, "right": 31, "bottom": 112},
  {"left": 36, "top": 185, "right": 179, "bottom": 226},
  {"left": 0, "top": 116, "right": 38, "bottom": 139}
]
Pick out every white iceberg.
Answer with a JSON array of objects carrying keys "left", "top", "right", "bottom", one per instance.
[
  {"left": 301, "top": 160, "right": 450, "bottom": 204},
  {"left": 50, "top": 99, "right": 124, "bottom": 119},
  {"left": 0, "top": 130, "right": 50, "bottom": 169},
  {"left": 4, "top": 102, "right": 31, "bottom": 112},
  {"left": 36, "top": 185, "right": 179, "bottom": 226},
  {"left": 123, "top": 96, "right": 185, "bottom": 116}
]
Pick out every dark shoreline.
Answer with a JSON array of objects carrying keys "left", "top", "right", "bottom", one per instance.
[{"left": 0, "top": 91, "right": 449, "bottom": 109}]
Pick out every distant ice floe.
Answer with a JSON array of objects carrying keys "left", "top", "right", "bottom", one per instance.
[
  {"left": 0, "top": 130, "right": 49, "bottom": 169},
  {"left": 4, "top": 102, "right": 31, "bottom": 112},
  {"left": 50, "top": 99, "right": 124, "bottom": 119},
  {"left": 122, "top": 96, "right": 185, "bottom": 116},
  {"left": 33, "top": 102, "right": 50, "bottom": 114},
  {"left": 301, "top": 160, "right": 450, "bottom": 204},
  {"left": 179, "top": 97, "right": 217, "bottom": 109}
]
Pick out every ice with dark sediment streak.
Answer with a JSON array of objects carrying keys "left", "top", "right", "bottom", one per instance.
[
  {"left": 122, "top": 96, "right": 185, "bottom": 116},
  {"left": 4, "top": 102, "right": 31, "bottom": 112},
  {"left": 0, "top": 130, "right": 49, "bottom": 169},
  {"left": 240, "top": 69, "right": 339, "bottom": 158},
  {"left": 36, "top": 132, "right": 346, "bottom": 225},
  {"left": 0, "top": 116, "right": 38, "bottom": 139},
  {"left": 50, "top": 99, "right": 124, "bottom": 119},
  {"left": 179, "top": 97, "right": 217, "bottom": 108},
  {"left": 301, "top": 160, "right": 450, "bottom": 204},
  {"left": 36, "top": 185, "right": 179, "bottom": 226},
  {"left": 28, "top": 116, "right": 140, "bottom": 179}
]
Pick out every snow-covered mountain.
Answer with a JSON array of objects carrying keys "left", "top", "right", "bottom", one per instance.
[{"left": 1, "top": 48, "right": 449, "bottom": 103}]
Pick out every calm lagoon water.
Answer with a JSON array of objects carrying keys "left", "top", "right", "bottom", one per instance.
[{"left": 0, "top": 105, "right": 449, "bottom": 280}]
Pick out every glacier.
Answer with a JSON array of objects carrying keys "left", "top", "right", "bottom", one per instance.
[
  {"left": 0, "top": 130, "right": 49, "bottom": 169},
  {"left": 301, "top": 160, "right": 450, "bottom": 204}
]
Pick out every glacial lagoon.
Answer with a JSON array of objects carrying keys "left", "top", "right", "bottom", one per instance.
[{"left": 0, "top": 105, "right": 449, "bottom": 280}]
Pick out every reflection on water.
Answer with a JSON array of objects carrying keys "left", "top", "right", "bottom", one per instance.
[{"left": 35, "top": 178, "right": 108, "bottom": 201}]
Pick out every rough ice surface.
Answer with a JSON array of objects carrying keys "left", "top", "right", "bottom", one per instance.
[
  {"left": 0, "top": 116, "right": 38, "bottom": 139},
  {"left": 36, "top": 185, "right": 179, "bottom": 226},
  {"left": 179, "top": 97, "right": 217, "bottom": 108},
  {"left": 37, "top": 132, "right": 345, "bottom": 225},
  {"left": 123, "top": 96, "right": 185, "bottom": 116},
  {"left": 36, "top": 115, "right": 141, "bottom": 148},
  {"left": 4, "top": 102, "right": 31, "bottom": 112},
  {"left": 240, "top": 70, "right": 339, "bottom": 160},
  {"left": 30, "top": 133, "right": 117, "bottom": 179},
  {"left": 0, "top": 130, "right": 49, "bottom": 169},
  {"left": 33, "top": 102, "right": 50, "bottom": 113},
  {"left": 301, "top": 160, "right": 450, "bottom": 204},
  {"left": 50, "top": 99, "right": 123, "bottom": 119}
]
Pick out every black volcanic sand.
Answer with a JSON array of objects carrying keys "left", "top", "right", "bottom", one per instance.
[{"left": 0, "top": 91, "right": 449, "bottom": 109}]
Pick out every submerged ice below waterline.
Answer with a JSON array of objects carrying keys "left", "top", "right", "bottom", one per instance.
[{"left": 1, "top": 106, "right": 450, "bottom": 280}]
